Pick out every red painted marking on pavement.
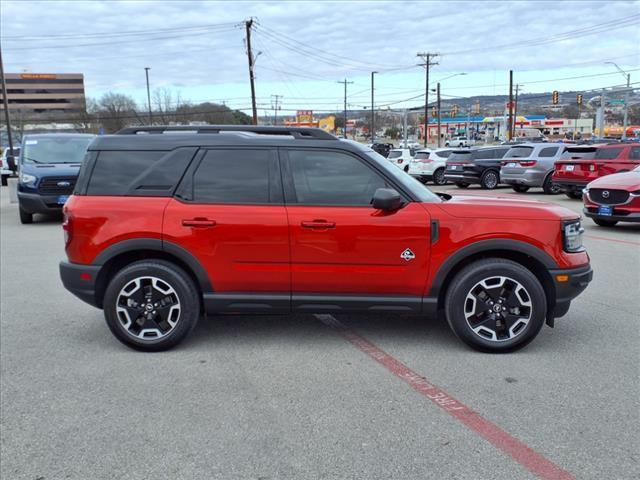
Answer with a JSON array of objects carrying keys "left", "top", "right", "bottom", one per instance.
[
  {"left": 316, "top": 314, "right": 575, "bottom": 480},
  {"left": 585, "top": 235, "right": 640, "bottom": 246}
]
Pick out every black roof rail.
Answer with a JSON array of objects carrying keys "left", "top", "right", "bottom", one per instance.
[{"left": 115, "top": 125, "right": 337, "bottom": 140}]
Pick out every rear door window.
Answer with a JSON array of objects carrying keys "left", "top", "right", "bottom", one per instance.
[
  {"left": 595, "top": 147, "right": 623, "bottom": 160},
  {"left": 192, "top": 149, "right": 279, "bottom": 204},
  {"left": 448, "top": 152, "right": 472, "bottom": 162}
]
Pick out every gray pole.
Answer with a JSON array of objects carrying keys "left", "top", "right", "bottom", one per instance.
[
  {"left": 371, "top": 71, "right": 377, "bottom": 142},
  {"left": 338, "top": 79, "right": 353, "bottom": 139},
  {"left": 417, "top": 52, "right": 438, "bottom": 147},
  {"left": 622, "top": 73, "right": 630, "bottom": 140},
  {"left": 508, "top": 70, "right": 513, "bottom": 141},
  {"left": 403, "top": 109, "right": 408, "bottom": 149},
  {"left": 144, "top": 67, "right": 152, "bottom": 125},
  {"left": 0, "top": 45, "right": 15, "bottom": 155},
  {"left": 246, "top": 19, "right": 258, "bottom": 125},
  {"left": 437, "top": 83, "right": 441, "bottom": 148},
  {"left": 597, "top": 89, "right": 606, "bottom": 138}
]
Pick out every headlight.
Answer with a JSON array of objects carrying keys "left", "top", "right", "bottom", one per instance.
[
  {"left": 20, "top": 173, "right": 37, "bottom": 186},
  {"left": 563, "top": 219, "right": 585, "bottom": 253}
]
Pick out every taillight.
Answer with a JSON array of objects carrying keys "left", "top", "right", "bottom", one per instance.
[
  {"left": 62, "top": 208, "right": 72, "bottom": 246},
  {"left": 589, "top": 164, "right": 597, "bottom": 172},
  {"left": 397, "top": 159, "right": 403, "bottom": 164},
  {"left": 519, "top": 160, "right": 537, "bottom": 167}
]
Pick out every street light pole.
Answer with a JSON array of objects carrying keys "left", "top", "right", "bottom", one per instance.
[
  {"left": 144, "top": 67, "right": 152, "bottom": 125},
  {"left": 0, "top": 44, "right": 14, "bottom": 156},
  {"left": 436, "top": 83, "right": 441, "bottom": 148},
  {"left": 371, "top": 71, "right": 377, "bottom": 143},
  {"left": 605, "top": 61, "right": 631, "bottom": 139}
]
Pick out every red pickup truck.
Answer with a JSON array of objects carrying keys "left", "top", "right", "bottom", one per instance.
[{"left": 553, "top": 143, "right": 640, "bottom": 198}]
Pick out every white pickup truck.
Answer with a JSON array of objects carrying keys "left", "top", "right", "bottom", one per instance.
[{"left": 445, "top": 136, "right": 475, "bottom": 148}]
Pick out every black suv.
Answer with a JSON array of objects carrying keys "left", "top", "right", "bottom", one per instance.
[{"left": 444, "top": 146, "right": 511, "bottom": 189}]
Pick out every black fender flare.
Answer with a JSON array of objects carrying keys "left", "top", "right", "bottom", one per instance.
[
  {"left": 93, "top": 238, "right": 213, "bottom": 292},
  {"left": 427, "top": 239, "right": 558, "bottom": 298}
]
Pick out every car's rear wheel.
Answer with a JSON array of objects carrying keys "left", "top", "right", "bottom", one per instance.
[
  {"left": 19, "top": 205, "right": 33, "bottom": 224},
  {"left": 403, "top": 165, "right": 409, "bottom": 173},
  {"left": 444, "top": 258, "right": 546, "bottom": 353},
  {"left": 565, "top": 191, "right": 582, "bottom": 199},
  {"left": 103, "top": 260, "right": 200, "bottom": 351},
  {"left": 1, "top": 175, "right": 8, "bottom": 187},
  {"left": 433, "top": 168, "right": 447, "bottom": 185},
  {"left": 480, "top": 170, "right": 499, "bottom": 189},
  {"left": 455, "top": 182, "right": 470, "bottom": 189},
  {"left": 542, "top": 174, "right": 560, "bottom": 195},
  {"left": 512, "top": 185, "right": 530, "bottom": 193},
  {"left": 593, "top": 218, "right": 618, "bottom": 227}
]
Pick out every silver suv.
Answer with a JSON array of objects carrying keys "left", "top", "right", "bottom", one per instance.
[{"left": 500, "top": 143, "right": 565, "bottom": 194}]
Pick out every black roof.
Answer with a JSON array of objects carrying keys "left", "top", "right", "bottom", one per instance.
[{"left": 91, "top": 125, "right": 342, "bottom": 151}]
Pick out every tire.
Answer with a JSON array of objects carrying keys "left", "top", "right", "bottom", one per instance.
[
  {"left": 444, "top": 258, "right": 547, "bottom": 353},
  {"left": 542, "top": 174, "right": 560, "bottom": 195},
  {"left": 403, "top": 165, "right": 409, "bottom": 173},
  {"left": 511, "top": 185, "right": 530, "bottom": 193},
  {"left": 445, "top": 142, "right": 450, "bottom": 147},
  {"left": 593, "top": 218, "right": 618, "bottom": 227},
  {"left": 565, "top": 191, "right": 582, "bottom": 199},
  {"left": 19, "top": 205, "right": 33, "bottom": 224},
  {"left": 103, "top": 260, "right": 200, "bottom": 351},
  {"left": 433, "top": 168, "right": 447, "bottom": 185},
  {"left": 455, "top": 182, "right": 470, "bottom": 189},
  {"left": 1, "top": 175, "right": 7, "bottom": 187},
  {"left": 480, "top": 170, "right": 499, "bottom": 190}
]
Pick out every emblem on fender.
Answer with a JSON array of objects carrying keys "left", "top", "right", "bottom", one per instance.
[{"left": 400, "top": 249, "right": 415, "bottom": 261}]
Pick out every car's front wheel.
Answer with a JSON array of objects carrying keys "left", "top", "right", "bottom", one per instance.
[
  {"left": 19, "top": 205, "right": 33, "bottom": 224},
  {"left": 1, "top": 175, "right": 8, "bottom": 187},
  {"left": 103, "top": 260, "right": 200, "bottom": 351},
  {"left": 543, "top": 174, "right": 560, "bottom": 195},
  {"left": 444, "top": 258, "right": 546, "bottom": 352}
]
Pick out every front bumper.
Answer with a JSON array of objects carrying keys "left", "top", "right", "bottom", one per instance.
[
  {"left": 60, "top": 261, "right": 103, "bottom": 308},
  {"left": 547, "top": 263, "right": 593, "bottom": 323},
  {"left": 584, "top": 207, "right": 640, "bottom": 223},
  {"left": 18, "top": 191, "right": 66, "bottom": 214}
]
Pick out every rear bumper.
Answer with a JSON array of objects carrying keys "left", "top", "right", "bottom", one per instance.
[
  {"left": 59, "top": 261, "right": 102, "bottom": 308},
  {"left": 584, "top": 207, "right": 640, "bottom": 223},
  {"left": 501, "top": 171, "right": 544, "bottom": 187},
  {"left": 18, "top": 191, "right": 65, "bottom": 214},
  {"left": 443, "top": 172, "right": 481, "bottom": 184},
  {"left": 553, "top": 180, "right": 588, "bottom": 193}
]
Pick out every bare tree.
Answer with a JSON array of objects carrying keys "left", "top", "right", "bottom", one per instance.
[{"left": 95, "top": 92, "right": 139, "bottom": 133}]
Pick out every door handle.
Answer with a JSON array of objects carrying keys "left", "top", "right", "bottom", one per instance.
[
  {"left": 182, "top": 218, "right": 216, "bottom": 228},
  {"left": 301, "top": 220, "right": 336, "bottom": 229}
]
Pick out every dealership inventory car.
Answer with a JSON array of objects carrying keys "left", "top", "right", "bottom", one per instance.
[
  {"left": 444, "top": 146, "right": 511, "bottom": 189},
  {"left": 407, "top": 148, "right": 453, "bottom": 184},
  {"left": 500, "top": 143, "right": 566, "bottom": 194},
  {"left": 17, "top": 133, "right": 96, "bottom": 223},
  {"left": 387, "top": 147, "right": 416, "bottom": 172},
  {"left": 583, "top": 165, "right": 640, "bottom": 227},
  {"left": 60, "top": 126, "right": 592, "bottom": 353},
  {"left": 553, "top": 143, "right": 640, "bottom": 199},
  {"left": 1, "top": 146, "right": 20, "bottom": 186},
  {"left": 369, "top": 142, "right": 394, "bottom": 158}
]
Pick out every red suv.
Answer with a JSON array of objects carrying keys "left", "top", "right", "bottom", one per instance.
[
  {"left": 553, "top": 143, "right": 640, "bottom": 198},
  {"left": 583, "top": 165, "right": 640, "bottom": 227},
  {"left": 59, "top": 126, "right": 592, "bottom": 353}
]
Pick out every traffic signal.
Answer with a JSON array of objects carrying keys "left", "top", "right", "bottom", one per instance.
[
  {"left": 552, "top": 91, "right": 559, "bottom": 105},
  {"left": 576, "top": 94, "right": 583, "bottom": 106}
]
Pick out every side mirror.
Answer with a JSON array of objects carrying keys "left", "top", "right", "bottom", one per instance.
[
  {"left": 372, "top": 188, "right": 403, "bottom": 211},
  {"left": 7, "top": 156, "right": 16, "bottom": 172}
]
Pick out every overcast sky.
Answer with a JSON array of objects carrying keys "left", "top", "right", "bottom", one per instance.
[{"left": 2, "top": 0, "right": 638, "bottom": 114}]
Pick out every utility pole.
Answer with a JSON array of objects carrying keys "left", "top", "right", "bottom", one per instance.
[
  {"left": 371, "top": 71, "right": 377, "bottom": 142},
  {"left": 270, "top": 95, "right": 282, "bottom": 125},
  {"left": 338, "top": 78, "right": 353, "bottom": 139},
  {"left": 245, "top": 19, "right": 258, "bottom": 125},
  {"left": 512, "top": 83, "right": 520, "bottom": 139},
  {"left": 417, "top": 52, "right": 439, "bottom": 147},
  {"left": 623, "top": 72, "right": 631, "bottom": 139},
  {"left": 436, "top": 83, "right": 442, "bottom": 148},
  {"left": 597, "top": 89, "right": 606, "bottom": 138},
  {"left": 144, "top": 67, "right": 152, "bottom": 125},
  {"left": 0, "top": 45, "right": 14, "bottom": 158},
  {"left": 507, "top": 70, "right": 514, "bottom": 141}
]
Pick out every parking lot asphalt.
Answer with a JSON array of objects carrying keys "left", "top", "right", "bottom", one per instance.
[{"left": 1, "top": 181, "right": 639, "bottom": 480}]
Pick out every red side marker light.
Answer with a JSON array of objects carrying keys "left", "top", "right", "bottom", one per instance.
[{"left": 80, "top": 272, "right": 92, "bottom": 281}]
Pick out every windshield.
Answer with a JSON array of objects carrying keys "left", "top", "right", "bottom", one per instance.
[
  {"left": 350, "top": 143, "right": 441, "bottom": 203},
  {"left": 22, "top": 136, "right": 94, "bottom": 165},
  {"left": 505, "top": 146, "right": 533, "bottom": 158},
  {"left": 388, "top": 150, "right": 402, "bottom": 159}
]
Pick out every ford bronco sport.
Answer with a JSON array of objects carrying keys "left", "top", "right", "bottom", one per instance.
[{"left": 59, "top": 126, "right": 592, "bottom": 352}]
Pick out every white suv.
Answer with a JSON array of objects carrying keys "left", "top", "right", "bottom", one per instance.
[
  {"left": 445, "top": 136, "right": 475, "bottom": 147},
  {"left": 387, "top": 148, "right": 416, "bottom": 172},
  {"left": 1, "top": 147, "right": 20, "bottom": 186},
  {"left": 408, "top": 148, "right": 453, "bottom": 185}
]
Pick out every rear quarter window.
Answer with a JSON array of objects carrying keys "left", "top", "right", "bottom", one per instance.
[
  {"left": 538, "top": 147, "right": 559, "bottom": 158},
  {"left": 629, "top": 147, "right": 640, "bottom": 160},
  {"left": 506, "top": 146, "right": 533, "bottom": 158}
]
